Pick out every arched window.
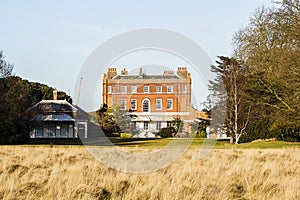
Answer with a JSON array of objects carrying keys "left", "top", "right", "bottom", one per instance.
[{"left": 142, "top": 99, "right": 150, "bottom": 112}]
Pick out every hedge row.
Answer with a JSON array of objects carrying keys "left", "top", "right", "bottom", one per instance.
[{"left": 239, "top": 119, "right": 300, "bottom": 143}]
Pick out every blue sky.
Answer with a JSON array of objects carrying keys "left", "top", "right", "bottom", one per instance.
[{"left": 1, "top": 0, "right": 273, "bottom": 110}]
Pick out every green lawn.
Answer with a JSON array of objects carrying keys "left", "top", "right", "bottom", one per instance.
[
  {"left": 108, "top": 137, "right": 300, "bottom": 149},
  {"left": 17, "top": 138, "right": 300, "bottom": 149},
  {"left": 217, "top": 140, "right": 300, "bottom": 149}
]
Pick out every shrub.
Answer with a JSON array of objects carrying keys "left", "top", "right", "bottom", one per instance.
[
  {"left": 239, "top": 119, "right": 276, "bottom": 143},
  {"left": 159, "top": 127, "right": 176, "bottom": 138},
  {"left": 120, "top": 133, "right": 132, "bottom": 138},
  {"left": 277, "top": 126, "right": 300, "bottom": 142},
  {"left": 198, "top": 130, "right": 207, "bottom": 138},
  {"left": 239, "top": 119, "right": 300, "bottom": 143},
  {"left": 189, "top": 130, "right": 206, "bottom": 138}
]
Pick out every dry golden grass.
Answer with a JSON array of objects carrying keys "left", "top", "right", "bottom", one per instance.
[{"left": 0, "top": 146, "right": 299, "bottom": 200}]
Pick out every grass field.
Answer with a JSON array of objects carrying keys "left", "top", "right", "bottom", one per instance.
[
  {"left": 109, "top": 137, "right": 300, "bottom": 149},
  {"left": 1, "top": 140, "right": 300, "bottom": 199}
]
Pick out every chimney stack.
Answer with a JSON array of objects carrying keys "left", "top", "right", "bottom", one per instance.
[
  {"left": 121, "top": 68, "right": 128, "bottom": 75},
  {"left": 107, "top": 68, "right": 117, "bottom": 79},
  {"left": 139, "top": 68, "right": 143, "bottom": 76},
  {"left": 53, "top": 88, "right": 58, "bottom": 100},
  {"left": 177, "top": 67, "right": 188, "bottom": 78},
  {"left": 163, "top": 70, "right": 174, "bottom": 74}
]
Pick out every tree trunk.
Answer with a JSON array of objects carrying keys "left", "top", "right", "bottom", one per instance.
[
  {"left": 234, "top": 74, "right": 239, "bottom": 144},
  {"left": 230, "top": 136, "right": 234, "bottom": 144}
]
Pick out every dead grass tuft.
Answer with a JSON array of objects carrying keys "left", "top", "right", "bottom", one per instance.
[{"left": 0, "top": 146, "right": 299, "bottom": 199}]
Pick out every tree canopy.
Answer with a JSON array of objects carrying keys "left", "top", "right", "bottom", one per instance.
[
  {"left": 207, "top": 0, "right": 300, "bottom": 143},
  {"left": 0, "top": 74, "right": 72, "bottom": 144}
]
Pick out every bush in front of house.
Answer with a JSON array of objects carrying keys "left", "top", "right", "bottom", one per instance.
[
  {"left": 120, "top": 133, "right": 132, "bottom": 138},
  {"left": 159, "top": 127, "right": 176, "bottom": 138},
  {"left": 198, "top": 130, "right": 207, "bottom": 138}
]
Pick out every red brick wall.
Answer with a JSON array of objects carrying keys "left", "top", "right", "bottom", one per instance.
[{"left": 102, "top": 68, "right": 192, "bottom": 113}]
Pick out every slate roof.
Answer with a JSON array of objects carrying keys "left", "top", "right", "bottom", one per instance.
[
  {"left": 30, "top": 114, "right": 75, "bottom": 122},
  {"left": 30, "top": 100, "right": 77, "bottom": 113}
]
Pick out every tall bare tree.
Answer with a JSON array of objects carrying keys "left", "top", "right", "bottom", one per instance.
[
  {"left": 233, "top": 0, "right": 300, "bottom": 129},
  {"left": 208, "top": 57, "right": 251, "bottom": 144}
]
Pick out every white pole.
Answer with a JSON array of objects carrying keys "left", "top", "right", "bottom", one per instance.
[{"left": 77, "top": 77, "right": 83, "bottom": 106}]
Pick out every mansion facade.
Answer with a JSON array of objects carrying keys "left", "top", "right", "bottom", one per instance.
[{"left": 102, "top": 67, "right": 199, "bottom": 134}]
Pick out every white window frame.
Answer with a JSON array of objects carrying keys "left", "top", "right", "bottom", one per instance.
[
  {"left": 144, "top": 86, "right": 149, "bottom": 93},
  {"left": 120, "top": 86, "right": 127, "bottom": 94},
  {"left": 131, "top": 86, "right": 137, "bottom": 93},
  {"left": 156, "top": 121, "right": 162, "bottom": 130},
  {"left": 130, "top": 99, "right": 137, "bottom": 110},
  {"left": 107, "top": 86, "right": 112, "bottom": 94},
  {"left": 167, "top": 121, "right": 172, "bottom": 127},
  {"left": 166, "top": 99, "right": 173, "bottom": 110},
  {"left": 35, "top": 127, "right": 43, "bottom": 138},
  {"left": 156, "top": 86, "right": 162, "bottom": 93},
  {"left": 182, "top": 85, "right": 187, "bottom": 93},
  {"left": 144, "top": 121, "right": 149, "bottom": 130},
  {"left": 120, "top": 99, "right": 127, "bottom": 110},
  {"left": 142, "top": 99, "right": 150, "bottom": 112},
  {"left": 167, "top": 85, "right": 173, "bottom": 93},
  {"left": 156, "top": 99, "right": 162, "bottom": 110}
]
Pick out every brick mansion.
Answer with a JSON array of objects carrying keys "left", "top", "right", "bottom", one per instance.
[{"left": 102, "top": 67, "right": 200, "bottom": 133}]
